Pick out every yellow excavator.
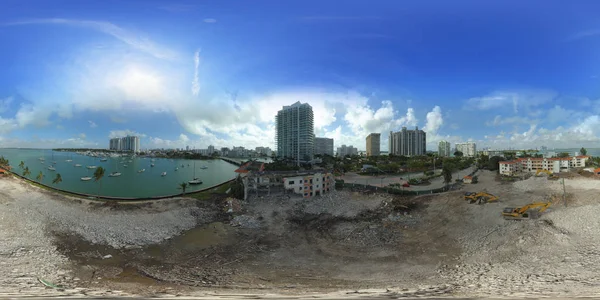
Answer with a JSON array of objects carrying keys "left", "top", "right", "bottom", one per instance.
[
  {"left": 536, "top": 169, "right": 559, "bottom": 180},
  {"left": 502, "top": 202, "right": 551, "bottom": 220},
  {"left": 464, "top": 192, "right": 499, "bottom": 204}
]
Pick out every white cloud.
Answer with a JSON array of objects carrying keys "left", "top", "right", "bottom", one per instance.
[
  {"left": 15, "top": 104, "right": 52, "bottom": 128},
  {"left": 0, "top": 117, "right": 18, "bottom": 134},
  {"left": 0, "top": 136, "right": 98, "bottom": 149},
  {"left": 423, "top": 106, "right": 443, "bottom": 134},
  {"left": 192, "top": 49, "right": 201, "bottom": 96},
  {"left": 6, "top": 18, "right": 178, "bottom": 60},
  {"left": 79, "top": 133, "right": 86, "bottom": 139},
  {"left": 464, "top": 90, "right": 556, "bottom": 113},
  {"left": 108, "top": 129, "right": 147, "bottom": 139},
  {"left": 0, "top": 96, "right": 13, "bottom": 113},
  {"left": 88, "top": 120, "right": 97, "bottom": 128}
]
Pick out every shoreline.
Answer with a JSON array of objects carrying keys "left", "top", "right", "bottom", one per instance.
[{"left": 6, "top": 170, "right": 236, "bottom": 202}]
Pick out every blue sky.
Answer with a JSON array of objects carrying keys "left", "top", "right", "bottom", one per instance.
[{"left": 2, "top": 0, "right": 600, "bottom": 151}]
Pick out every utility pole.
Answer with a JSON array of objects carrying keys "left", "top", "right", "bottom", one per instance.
[{"left": 562, "top": 178, "right": 567, "bottom": 207}]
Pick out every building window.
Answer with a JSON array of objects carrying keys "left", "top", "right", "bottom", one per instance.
[
  {"left": 310, "top": 179, "right": 313, "bottom": 184},
  {"left": 317, "top": 184, "right": 319, "bottom": 188},
  {"left": 304, "top": 186, "right": 308, "bottom": 190},
  {"left": 299, "top": 180, "right": 302, "bottom": 183},
  {"left": 317, "top": 178, "right": 319, "bottom": 181},
  {"left": 298, "top": 187, "right": 302, "bottom": 191},
  {"left": 304, "top": 193, "right": 308, "bottom": 196},
  {"left": 289, "top": 181, "right": 294, "bottom": 185}
]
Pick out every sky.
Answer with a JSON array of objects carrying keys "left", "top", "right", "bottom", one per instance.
[{"left": 2, "top": 0, "right": 600, "bottom": 151}]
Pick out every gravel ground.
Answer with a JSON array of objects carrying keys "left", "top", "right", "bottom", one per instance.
[{"left": 0, "top": 175, "right": 206, "bottom": 295}]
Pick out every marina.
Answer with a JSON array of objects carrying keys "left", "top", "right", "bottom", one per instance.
[{"left": 0, "top": 149, "right": 239, "bottom": 198}]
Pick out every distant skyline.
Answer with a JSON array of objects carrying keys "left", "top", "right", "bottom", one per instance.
[{"left": 2, "top": 1, "right": 600, "bottom": 151}]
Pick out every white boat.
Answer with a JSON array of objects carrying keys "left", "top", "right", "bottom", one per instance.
[
  {"left": 74, "top": 164, "right": 82, "bottom": 167},
  {"left": 151, "top": 163, "right": 155, "bottom": 167},
  {"left": 52, "top": 161, "right": 57, "bottom": 165},
  {"left": 100, "top": 158, "right": 108, "bottom": 162},
  {"left": 39, "top": 158, "right": 45, "bottom": 161},
  {"left": 188, "top": 161, "right": 202, "bottom": 185},
  {"left": 66, "top": 160, "right": 72, "bottom": 162},
  {"left": 48, "top": 166, "right": 56, "bottom": 171},
  {"left": 108, "top": 172, "right": 121, "bottom": 177},
  {"left": 161, "top": 172, "right": 167, "bottom": 176},
  {"left": 138, "top": 169, "right": 145, "bottom": 173},
  {"left": 200, "top": 166, "right": 208, "bottom": 169},
  {"left": 81, "top": 177, "right": 92, "bottom": 181},
  {"left": 175, "top": 167, "right": 178, "bottom": 171},
  {"left": 123, "top": 165, "right": 128, "bottom": 168},
  {"left": 87, "top": 166, "right": 97, "bottom": 169},
  {"left": 41, "top": 161, "right": 45, "bottom": 164}
]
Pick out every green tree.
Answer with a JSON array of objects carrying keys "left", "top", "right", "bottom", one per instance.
[
  {"left": 52, "top": 173, "right": 62, "bottom": 185},
  {"left": 22, "top": 166, "right": 31, "bottom": 178},
  {"left": 19, "top": 161, "right": 25, "bottom": 169},
  {"left": 0, "top": 156, "right": 8, "bottom": 167},
  {"left": 178, "top": 182, "right": 188, "bottom": 195},
  {"left": 454, "top": 151, "right": 463, "bottom": 157},
  {"left": 580, "top": 147, "right": 587, "bottom": 156},
  {"left": 230, "top": 175, "right": 245, "bottom": 200},
  {"left": 488, "top": 156, "right": 503, "bottom": 171},
  {"left": 93, "top": 166, "right": 105, "bottom": 194},
  {"left": 471, "top": 175, "right": 479, "bottom": 183},
  {"left": 36, "top": 171, "right": 44, "bottom": 182},
  {"left": 557, "top": 152, "right": 570, "bottom": 158},
  {"left": 442, "top": 165, "right": 453, "bottom": 189}
]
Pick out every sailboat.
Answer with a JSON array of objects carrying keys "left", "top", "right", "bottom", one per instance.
[
  {"left": 161, "top": 171, "right": 167, "bottom": 176},
  {"left": 66, "top": 153, "right": 72, "bottom": 162},
  {"left": 188, "top": 161, "right": 202, "bottom": 185},
  {"left": 48, "top": 165, "right": 56, "bottom": 171},
  {"left": 109, "top": 159, "right": 121, "bottom": 177},
  {"left": 200, "top": 165, "right": 208, "bottom": 169},
  {"left": 100, "top": 157, "right": 108, "bottom": 162},
  {"left": 87, "top": 155, "right": 97, "bottom": 169},
  {"left": 151, "top": 163, "right": 155, "bottom": 167},
  {"left": 81, "top": 176, "right": 92, "bottom": 181},
  {"left": 138, "top": 169, "right": 145, "bottom": 173}
]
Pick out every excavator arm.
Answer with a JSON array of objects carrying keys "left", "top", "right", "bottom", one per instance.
[{"left": 502, "top": 202, "right": 551, "bottom": 220}]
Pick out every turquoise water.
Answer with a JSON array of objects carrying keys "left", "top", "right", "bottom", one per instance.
[{"left": 0, "top": 149, "right": 239, "bottom": 198}]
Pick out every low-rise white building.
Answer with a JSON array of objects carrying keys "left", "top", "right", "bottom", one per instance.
[
  {"left": 283, "top": 172, "right": 334, "bottom": 198},
  {"left": 499, "top": 156, "right": 590, "bottom": 176}
]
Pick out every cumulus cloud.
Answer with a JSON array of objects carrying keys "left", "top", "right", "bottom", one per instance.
[
  {"left": 15, "top": 104, "right": 52, "bottom": 128},
  {"left": 423, "top": 106, "right": 443, "bottom": 134}
]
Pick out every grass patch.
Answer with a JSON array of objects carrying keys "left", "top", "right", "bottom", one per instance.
[{"left": 189, "top": 182, "right": 232, "bottom": 200}]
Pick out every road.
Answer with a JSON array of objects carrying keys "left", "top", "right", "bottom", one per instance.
[{"left": 339, "top": 166, "right": 476, "bottom": 191}]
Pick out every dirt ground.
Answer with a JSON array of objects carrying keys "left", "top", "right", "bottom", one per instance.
[{"left": 3, "top": 169, "right": 600, "bottom": 297}]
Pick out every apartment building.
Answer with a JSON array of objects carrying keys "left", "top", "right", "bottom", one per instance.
[
  {"left": 109, "top": 136, "right": 140, "bottom": 153},
  {"left": 389, "top": 126, "right": 426, "bottom": 156},
  {"left": 337, "top": 145, "right": 358, "bottom": 157},
  {"left": 438, "top": 140, "right": 451, "bottom": 157},
  {"left": 314, "top": 137, "right": 334, "bottom": 156},
  {"left": 499, "top": 156, "right": 590, "bottom": 176},
  {"left": 283, "top": 172, "right": 335, "bottom": 198},
  {"left": 455, "top": 142, "right": 477, "bottom": 157},
  {"left": 276, "top": 101, "right": 315, "bottom": 165},
  {"left": 366, "top": 133, "right": 381, "bottom": 157}
]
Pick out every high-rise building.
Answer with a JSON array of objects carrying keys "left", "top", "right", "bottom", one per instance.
[
  {"left": 366, "top": 133, "right": 381, "bottom": 157},
  {"left": 276, "top": 101, "right": 315, "bottom": 165},
  {"left": 208, "top": 145, "right": 215, "bottom": 155},
  {"left": 389, "top": 126, "right": 426, "bottom": 156},
  {"left": 438, "top": 140, "right": 451, "bottom": 157},
  {"left": 110, "top": 136, "right": 140, "bottom": 153},
  {"left": 455, "top": 142, "right": 477, "bottom": 157},
  {"left": 314, "top": 137, "right": 334, "bottom": 156},
  {"left": 337, "top": 145, "right": 358, "bottom": 157}
]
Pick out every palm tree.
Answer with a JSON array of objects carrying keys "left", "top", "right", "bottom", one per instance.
[
  {"left": 36, "top": 171, "right": 44, "bottom": 182},
  {"left": 19, "top": 161, "right": 25, "bottom": 169},
  {"left": 0, "top": 156, "right": 10, "bottom": 168},
  {"left": 22, "top": 166, "right": 31, "bottom": 178},
  {"left": 178, "top": 182, "right": 188, "bottom": 195},
  {"left": 52, "top": 173, "right": 63, "bottom": 185},
  {"left": 93, "top": 166, "right": 105, "bottom": 194}
]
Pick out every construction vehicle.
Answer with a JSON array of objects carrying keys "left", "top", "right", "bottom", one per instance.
[
  {"left": 464, "top": 192, "right": 499, "bottom": 204},
  {"left": 535, "top": 169, "right": 552, "bottom": 177},
  {"left": 502, "top": 202, "right": 551, "bottom": 220}
]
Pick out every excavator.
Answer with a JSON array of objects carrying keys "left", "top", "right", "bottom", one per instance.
[
  {"left": 536, "top": 169, "right": 559, "bottom": 180},
  {"left": 502, "top": 202, "right": 551, "bottom": 220},
  {"left": 464, "top": 192, "right": 499, "bottom": 204}
]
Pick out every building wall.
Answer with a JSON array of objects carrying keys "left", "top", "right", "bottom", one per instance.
[
  {"left": 455, "top": 142, "right": 477, "bottom": 157},
  {"left": 283, "top": 172, "right": 334, "bottom": 198},
  {"left": 314, "top": 137, "right": 334, "bottom": 156},
  {"left": 366, "top": 133, "right": 381, "bottom": 157},
  {"left": 499, "top": 156, "right": 589, "bottom": 175},
  {"left": 337, "top": 145, "right": 358, "bottom": 157},
  {"left": 276, "top": 101, "right": 315, "bottom": 163},
  {"left": 389, "top": 127, "right": 426, "bottom": 156},
  {"left": 438, "top": 140, "right": 451, "bottom": 157}
]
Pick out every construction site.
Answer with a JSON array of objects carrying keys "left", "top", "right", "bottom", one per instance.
[{"left": 3, "top": 167, "right": 600, "bottom": 297}]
